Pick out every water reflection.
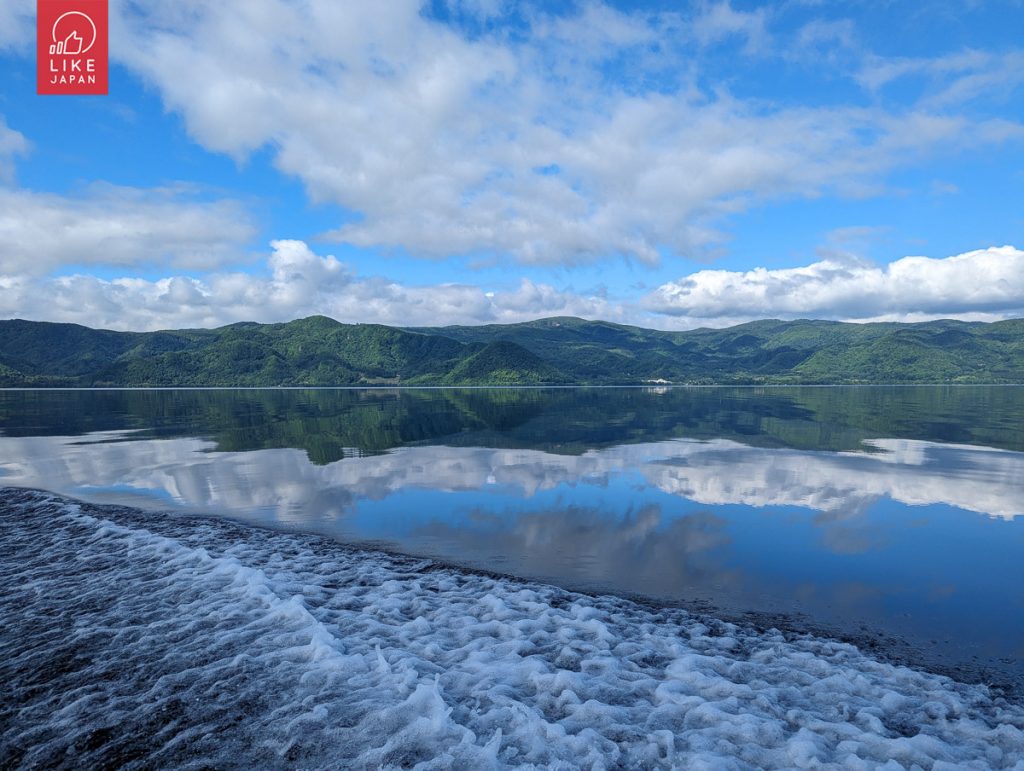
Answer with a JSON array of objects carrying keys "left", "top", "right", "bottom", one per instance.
[
  {"left": 1, "top": 387, "right": 1023, "bottom": 688},
  {"left": 3, "top": 385, "right": 1024, "bottom": 455},
  {"left": 3, "top": 433, "right": 1020, "bottom": 522},
  {"left": 413, "top": 503, "right": 739, "bottom": 600}
]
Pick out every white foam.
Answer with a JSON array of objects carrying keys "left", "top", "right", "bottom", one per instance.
[{"left": 2, "top": 488, "right": 1022, "bottom": 769}]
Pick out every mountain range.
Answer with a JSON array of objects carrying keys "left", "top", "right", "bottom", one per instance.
[{"left": 1, "top": 315, "right": 1022, "bottom": 387}]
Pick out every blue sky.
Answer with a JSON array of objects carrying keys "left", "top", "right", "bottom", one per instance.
[{"left": 0, "top": 0, "right": 1022, "bottom": 330}]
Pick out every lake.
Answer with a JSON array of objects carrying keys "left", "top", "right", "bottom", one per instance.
[
  {"left": 3, "top": 386, "right": 1024, "bottom": 767},
  {"left": 2, "top": 385, "right": 1022, "bottom": 691}
]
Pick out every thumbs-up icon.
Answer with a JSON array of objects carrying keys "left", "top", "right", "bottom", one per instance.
[{"left": 61, "top": 30, "right": 84, "bottom": 55}]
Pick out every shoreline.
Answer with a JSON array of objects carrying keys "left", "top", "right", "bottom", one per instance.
[
  {"left": 4, "top": 485, "right": 1022, "bottom": 704},
  {"left": 4, "top": 487, "right": 1023, "bottom": 767},
  {"left": 5, "top": 487, "right": 1023, "bottom": 767}
]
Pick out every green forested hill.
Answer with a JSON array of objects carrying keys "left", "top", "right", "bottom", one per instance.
[
  {"left": 1, "top": 315, "right": 1022, "bottom": 386},
  {"left": 441, "top": 341, "right": 568, "bottom": 385},
  {"left": 414, "top": 316, "right": 1024, "bottom": 384}
]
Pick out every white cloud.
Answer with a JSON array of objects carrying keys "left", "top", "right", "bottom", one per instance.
[
  {"left": 0, "top": 183, "right": 257, "bottom": 275},
  {"left": 3, "top": 2, "right": 1020, "bottom": 275},
  {"left": 0, "top": 117, "right": 29, "bottom": 185},
  {"left": 6, "top": 237, "right": 1024, "bottom": 332},
  {"left": 105, "top": 0, "right": 1023, "bottom": 266},
  {"left": 858, "top": 50, "right": 990, "bottom": 92},
  {"left": 2, "top": 2, "right": 1022, "bottom": 332},
  {"left": 644, "top": 245, "right": 1024, "bottom": 323},
  {"left": 0, "top": 0, "right": 33, "bottom": 52},
  {"left": 0, "top": 239, "right": 622, "bottom": 330},
  {"left": 858, "top": 50, "right": 1024, "bottom": 108},
  {"left": 692, "top": 1, "right": 769, "bottom": 52}
]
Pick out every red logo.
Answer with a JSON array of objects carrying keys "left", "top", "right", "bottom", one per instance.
[{"left": 37, "top": 0, "right": 108, "bottom": 95}]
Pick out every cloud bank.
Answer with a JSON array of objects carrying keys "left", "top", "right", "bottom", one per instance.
[
  {"left": 105, "top": 0, "right": 1022, "bottom": 265},
  {"left": 0, "top": 184, "right": 257, "bottom": 275},
  {"left": 4, "top": 240, "right": 1023, "bottom": 331},
  {"left": 644, "top": 246, "right": 1024, "bottom": 323},
  {"left": 0, "top": 240, "right": 619, "bottom": 330}
]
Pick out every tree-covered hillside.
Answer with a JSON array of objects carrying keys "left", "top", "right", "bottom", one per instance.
[
  {"left": 414, "top": 316, "right": 1024, "bottom": 384},
  {"left": 1, "top": 315, "right": 1022, "bottom": 386}
]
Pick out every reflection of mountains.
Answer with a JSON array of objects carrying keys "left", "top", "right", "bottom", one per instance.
[
  {"left": 2, "top": 434, "right": 1021, "bottom": 521},
  {"left": 3, "top": 386, "right": 1024, "bottom": 459}
]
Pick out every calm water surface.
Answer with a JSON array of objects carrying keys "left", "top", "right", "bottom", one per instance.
[{"left": 1, "top": 386, "right": 1022, "bottom": 690}]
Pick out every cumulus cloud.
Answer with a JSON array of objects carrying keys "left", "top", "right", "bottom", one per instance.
[
  {"left": 0, "top": 240, "right": 621, "bottom": 330},
  {"left": 644, "top": 245, "right": 1024, "bottom": 323},
  {"left": 0, "top": 183, "right": 257, "bottom": 275},
  {"left": 5, "top": 239, "right": 1024, "bottom": 331},
  {"left": 104, "top": 0, "right": 1023, "bottom": 265}
]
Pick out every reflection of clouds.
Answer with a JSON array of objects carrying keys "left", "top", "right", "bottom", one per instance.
[
  {"left": 643, "top": 440, "right": 1024, "bottom": 520},
  {"left": 0, "top": 433, "right": 1021, "bottom": 523},
  {"left": 0, "top": 432, "right": 214, "bottom": 499},
  {"left": 813, "top": 500, "right": 886, "bottom": 555},
  {"left": 414, "top": 503, "right": 737, "bottom": 599},
  {"left": 6, "top": 430, "right": 1021, "bottom": 681}
]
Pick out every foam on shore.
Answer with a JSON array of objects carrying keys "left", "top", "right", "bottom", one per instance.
[{"left": 2, "top": 487, "right": 1022, "bottom": 769}]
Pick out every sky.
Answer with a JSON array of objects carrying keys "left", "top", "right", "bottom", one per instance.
[{"left": 0, "top": 0, "right": 1022, "bottom": 331}]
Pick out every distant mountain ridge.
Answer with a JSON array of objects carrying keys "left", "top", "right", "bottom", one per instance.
[{"left": 1, "top": 315, "right": 1023, "bottom": 386}]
